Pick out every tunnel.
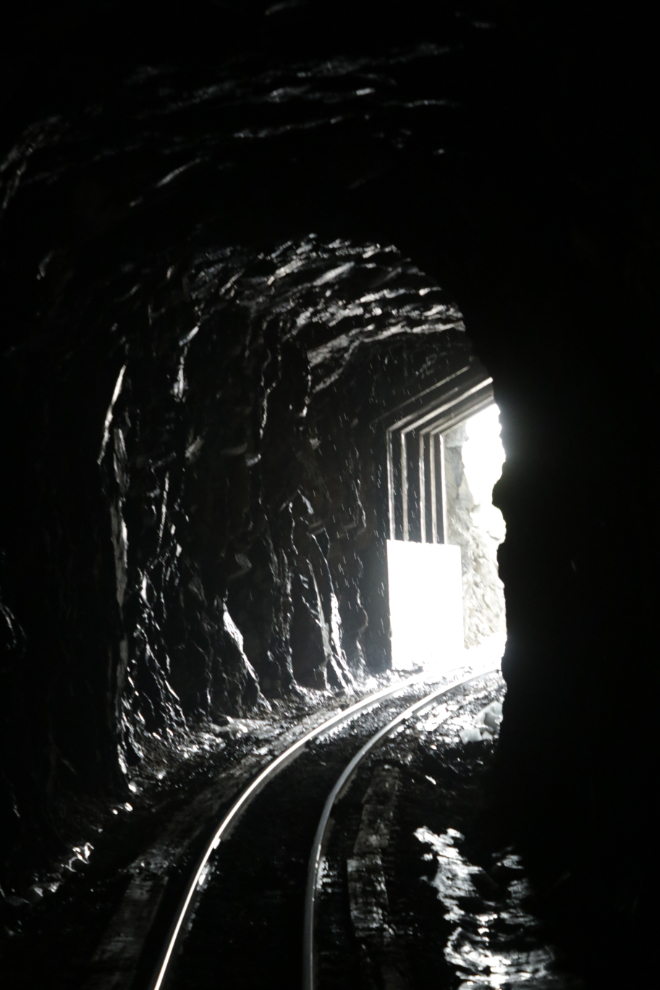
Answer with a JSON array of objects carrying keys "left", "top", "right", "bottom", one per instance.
[
  {"left": 1, "top": 2, "right": 659, "bottom": 988},
  {"left": 384, "top": 370, "right": 506, "bottom": 675}
]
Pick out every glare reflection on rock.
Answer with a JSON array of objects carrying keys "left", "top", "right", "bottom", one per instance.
[{"left": 416, "top": 827, "right": 581, "bottom": 989}]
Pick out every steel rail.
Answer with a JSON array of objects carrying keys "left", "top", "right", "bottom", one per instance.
[
  {"left": 302, "top": 665, "right": 501, "bottom": 990},
  {"left": 146, "top": 664, "right": 480, "bottom": 990}
]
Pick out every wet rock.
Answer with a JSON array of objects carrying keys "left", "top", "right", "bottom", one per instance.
[
  {"left": 470, "top": 868, "right": 505, "bottom": 902},
  {"left": 0, "top": 140, "right": 471, "bottom": 884}
]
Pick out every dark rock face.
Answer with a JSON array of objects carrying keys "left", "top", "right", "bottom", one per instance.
[
  {"left": 1, "top": 1, "right": 659, "bottom": 984},
  {"left": 0, "top": 101, "right": 471, "bottom": 879}
]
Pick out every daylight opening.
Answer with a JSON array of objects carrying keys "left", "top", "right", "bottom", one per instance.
[{"left": 387, "top": 401, "right": 506, "bottom": 674}]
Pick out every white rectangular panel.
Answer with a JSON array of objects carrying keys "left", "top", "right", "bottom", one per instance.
[{"left": 387, "top": 540, "right": 463, "bottom": 673}]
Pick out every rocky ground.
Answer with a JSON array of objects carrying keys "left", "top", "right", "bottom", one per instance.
[
  {"left": 314, "top": 677, "right": 583, "bottom": 990},
  {"left": 0, "top": 671, "right": 583, "bottom": 990},
  {"left": 0, "top": 677, "right": 398, "bottom": 989}
]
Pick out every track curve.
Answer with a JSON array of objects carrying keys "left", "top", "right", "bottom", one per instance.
[
  {"left": 302, "top": 667, "right": 500, "bottom": 990},
  {"left": 146, "top": 665, "right": 492, "bottom": 990}
]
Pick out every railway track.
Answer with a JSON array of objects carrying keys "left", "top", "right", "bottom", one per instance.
[
  {"left": 144, "top": 665, "right": 503, "bottom": 990},
  {"left": 302, "top": 668, "right": 501, "bottom": 990}
]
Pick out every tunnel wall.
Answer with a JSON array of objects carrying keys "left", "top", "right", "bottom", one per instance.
[
  {"left": 437, "top": 5, "right": 660, "bottom": 980},
  {"left": 0, "top": 114, "right": 472, "bottom": 883},
  {"left": 1, "top": 2, "right": 659, "bottom": 980}
]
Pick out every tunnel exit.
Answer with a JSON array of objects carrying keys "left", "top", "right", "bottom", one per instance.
[{"left": 387, "top": 401, "right": 506, "bottom": 674}]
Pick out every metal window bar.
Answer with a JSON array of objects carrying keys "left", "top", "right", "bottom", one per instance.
[
  {"left": 430, "top": 431, "right": 437, "bottom": 543},
  {"left": 418, "top": 432, "right": 426, "bottom": 543},
  {"left": 386, "top": 429, "right": 395, "bottom": 541},
  {"left": 384, "top": 374, "right": 494, "bottom": 545},
  {"left": 437, "top": 432, "right": 447, "bottom": 544},
  {"left": 400, "top": 431, "right": 408, "bottom": 541}
]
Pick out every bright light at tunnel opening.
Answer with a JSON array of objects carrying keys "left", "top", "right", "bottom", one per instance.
[
  {"left": 388, "top": 402, "right": 506, "bottom": 675},
  {"left": 462, "top": 403, "right": 506, "bottom": 546},
  {"left": 387, "top": 540, "right": 464, "bottom": 673}
]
